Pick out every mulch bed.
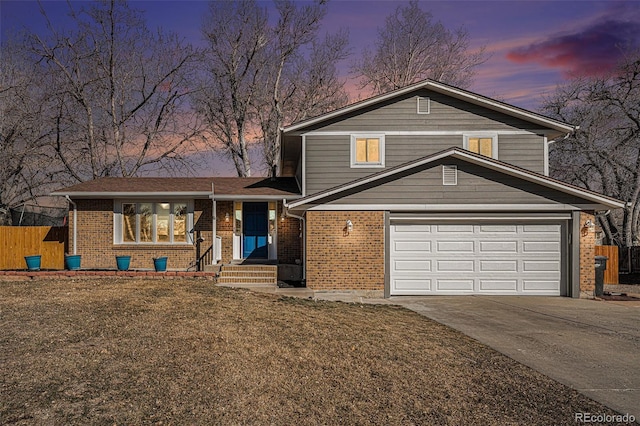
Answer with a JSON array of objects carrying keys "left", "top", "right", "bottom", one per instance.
[{"left": 0, "top": 278, "right": 622, "bottom": 425}]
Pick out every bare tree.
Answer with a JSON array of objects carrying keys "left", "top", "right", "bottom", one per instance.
[
  {"left": 0, "top": 41, "right": 60, "bottom": 225},
  {"left": 25, "top": 0, "right": 203, "bottom": 182},
  {"left": 257, "top": 1, "right": 350, "bottom": 176},
  {"left": 197, "top": 0, "right": 269, "bottom": 177},
  {"left": 197, "top": 0, "right": 349, "bottom": 177},
  {"left": 353, "top": 0, "right": 486, "bottom": 94},
  {"left": 542, "top": 52, "right": 640, "bottom": 247}
]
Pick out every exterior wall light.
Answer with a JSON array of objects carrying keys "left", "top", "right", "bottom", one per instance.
[
  {"left": 225, "top": 212, "right": 230, "bottom": 222},
  {"left": 583, "top": 219, "right": 595, "bottom": 230},
  {"left": 346, "top": 219, "right": 353, "bottom": 235},
  {"left": 281, "top": 211, "right": 286, "bottom": 222}
]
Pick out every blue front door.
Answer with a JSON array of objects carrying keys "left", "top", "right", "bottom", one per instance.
[{"left": 243, "top": 202, "right": 268, "bottom": 259}]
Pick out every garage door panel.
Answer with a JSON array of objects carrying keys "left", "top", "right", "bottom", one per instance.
[
  {"left": 479, "top": 280, "right": 518, "bottom": 291},
  {"left": 390, "top": 223, "right": 562, "bottom": 296},
  {"left": 479, "top": 225, "right": 518, "bottom": 233},
  {"left": 480, "top": 241, "right": 518, "bottom": 253},
  {"left": 394, "top": 240, "right": 432, "bottom": 252},
  {"left": 436, "top": 280, "right": 474, "bottom": 291},
  {"left": 437, "top": 224, "right": 474, "bottom": 233},
  {"left": 394, "top": 259, "right": 431, "bottom": 271},
  {"left": 393, "top": 279, "right": 431, "bottom": 292},
  {"left": 436, "top": 260, "right": 474, "bottom": 272},
  {"left": 437, "top": 241, "right": 474, "bottom": 252},
  {"left": 523, "top": 280, "right": 559, "bottom": 291},
  {"left": 479, "top": 260, "right": 517, "bottom": 272}
]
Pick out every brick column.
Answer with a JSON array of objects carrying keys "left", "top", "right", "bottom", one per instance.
[{"left": 579, "top": 211, "right": 596, "bottom": 298}]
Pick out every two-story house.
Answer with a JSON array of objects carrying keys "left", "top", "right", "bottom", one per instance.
[{"left": 53, "top": 80, "right": 624, "bottom": 297}]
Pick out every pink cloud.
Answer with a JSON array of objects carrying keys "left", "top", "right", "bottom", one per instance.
[{"left": 506, "top": 20, "right": 640, "bottom": 77}]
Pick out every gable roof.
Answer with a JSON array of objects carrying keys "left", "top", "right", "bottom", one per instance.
[
  {"left": 282, "top": 79, "right": 575, "bottom": 137},
  {"left": 51, "top": 177, "right": 301, "bottom": 199},
  {"left": 285, "top": 148, "right": 625, "bottom": 210}
]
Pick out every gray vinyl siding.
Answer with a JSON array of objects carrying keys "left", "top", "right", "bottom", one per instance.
[
  {"left": 319, "top": 160, "right": 590, "bottom": 206},
  {"left": 301, "top": 88, "right": 554, "bottom": 195},
  {"left": 305, "top": 133, "right": 547, "bottom": 194},
  {"left": 306, "top": 134, "right": 461, "bottom": 194},
  {"left": 313, "top": 89, "right": 542, "bottom": 133},
  {"left": 498, "top": 134, "right": 545, "bottom": 174}
]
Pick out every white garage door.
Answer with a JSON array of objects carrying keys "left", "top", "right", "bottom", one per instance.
[{"left": 390, "top": 223, "right": 562, "bottom": 296}]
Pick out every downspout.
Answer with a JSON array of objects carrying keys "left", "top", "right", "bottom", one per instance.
[
  {"left": 283, "top": 198, "right": 306, "bottom": 280},
  {"left": 65, "top": 196, "right": 77, "bottom": 255},
  {"left": 211, "top": 183, "right": 217, "bottom": 264}
]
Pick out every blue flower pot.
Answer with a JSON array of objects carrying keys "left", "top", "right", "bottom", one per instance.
[
  {"left": 25, "top": 255, "right": 41, "bottom": 271},
  {"left": 116, "top": 256, "right": 131, "bottom": 271},
  {"left": 153, "top": 256, "right": 168, "bottom": 272},
  {"left": 65, "top": 254, "right": 82, "bottom": 271}
]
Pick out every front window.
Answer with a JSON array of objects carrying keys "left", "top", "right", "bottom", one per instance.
[
  {"left": 118, "top": 201, "right": 190, "bottom": 244},
  {"left": 464, "top": 134, "right": 498, "bottom": 159},
  {"left": 351, "top": 134, "right": 385, "bottom": 167}
]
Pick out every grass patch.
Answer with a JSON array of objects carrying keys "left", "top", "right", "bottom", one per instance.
[{"left": 1, "top": 278, "right": 617, "bottom": 424}]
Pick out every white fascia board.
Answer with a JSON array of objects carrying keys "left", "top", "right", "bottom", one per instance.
[
  {"left": 302, "top": 204, "right": 581, "bottom": 212},
  {"left": 283, "top": 80, "right": 575, "bottom": 135},
  {"left": 210, "top": 194, "right": 302, "bottom": 200},
  {"left": 300, "top": 130, "right": 538, "bottom": 137},
  {"left": 51, "top": 191, "right": 213, "bottom": 198},
  {"left": 390, "top": 214, "right": 572, "bottom": 221}
]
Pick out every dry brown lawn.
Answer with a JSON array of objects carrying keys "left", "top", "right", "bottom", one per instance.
[{"left": 1, "top": 278, "right": 618, "bottom": 425}]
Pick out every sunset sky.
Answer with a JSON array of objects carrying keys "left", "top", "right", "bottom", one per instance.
[
  {"left": 2, "top": 0, "right": 639, "bottom": 175},
  {"left": 3, "top": 0, "right": 639, "bottom": 110}
]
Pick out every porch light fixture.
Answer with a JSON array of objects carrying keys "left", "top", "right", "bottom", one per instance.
[
  {"left": 281, "top": 211, "right": 286, "bottom": 222},
  {"left": 225, "top": 212, "right": 230, "bottom": 222},
  {"left": 346, "top": 219, "right": 353, "bottom": 235},
  {"left": 583, "top": 219, "right": 595, "bottom": 230}
]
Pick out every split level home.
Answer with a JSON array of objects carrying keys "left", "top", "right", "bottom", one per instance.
[{"left": 52, "top": 79, "right": 625, "bottom": 298}]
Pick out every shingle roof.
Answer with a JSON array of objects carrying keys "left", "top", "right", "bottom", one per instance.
[{"left": 52, "top": 177, "right": 301, "bottom": 198}]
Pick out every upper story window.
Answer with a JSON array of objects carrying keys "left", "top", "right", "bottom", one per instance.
[
  {"left": 117, "top": 201, "right": 192, "bottom": 244},
  {"left": 351, "top": 134, "right": 385, "bottom": 168},
  {"left": 464, "top": 134, "right": 498, "bottom": 159}
]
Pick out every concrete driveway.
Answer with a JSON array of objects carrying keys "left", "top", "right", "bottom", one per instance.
[{"left": 391, "top": 296, "right": 640, "bottom": 420}]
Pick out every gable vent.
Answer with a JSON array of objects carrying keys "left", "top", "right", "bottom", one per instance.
[
  {"left": 442, "top": 165, "right": 457, "bottom": 185},
  {"left": 417, "top": 97, "right": 430, "bottom": 114}
]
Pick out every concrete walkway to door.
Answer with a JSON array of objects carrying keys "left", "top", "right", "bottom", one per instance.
[{"left": 388, "top": 296, "right": 640, "bottom": 420}]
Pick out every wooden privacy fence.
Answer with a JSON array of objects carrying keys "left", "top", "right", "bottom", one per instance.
[
  {"left": 594, "top": 245, "right": 619, "bottom": 285},
  {"left": 0, "top": 226, "right": 68, "bottom": 270}
]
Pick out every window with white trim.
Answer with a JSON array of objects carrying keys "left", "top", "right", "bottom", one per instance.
[
  {"left": 117, "top": 201, "right": 192, "bottom": 244},
  {"left": 350, "top": 134, "right": 385, "bottom": 168},
  {"left": 463, "top": 134, "right": 498, "bottom": 159}
]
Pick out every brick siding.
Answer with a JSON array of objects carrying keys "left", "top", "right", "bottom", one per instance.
[
  {"left": 277, "top": 203, "right": 302, "bottom": 265},
  {"left": 579, "top": 211, "right": 596, "bottom": 297},
  {"left": 69, "top": 199, "right": 300, "bottom": 269},
  {"left": 306, "top": 211, "right": 385, "bottom": 291}
]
